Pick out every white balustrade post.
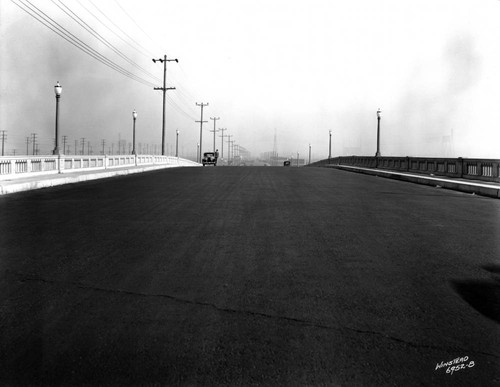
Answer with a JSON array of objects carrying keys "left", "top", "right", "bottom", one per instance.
[{"left": 9, "top": 159, "right": 15, "bottom": 176}]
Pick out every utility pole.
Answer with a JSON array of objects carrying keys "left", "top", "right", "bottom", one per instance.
[
  {"left": 226, "top": 135, "right": 232, "bottom": 163},
  {"left": 175, "top": 130, "right": 179, "bottom": 157},
  {"left": 195, "top": 102, "right": 208, "bottom": 162},
  {"left": 273, "top": 129, "right": 278, "bottom": 163},
  {"left": 329, "top": 130, "right": 332, "bottom": 159},
  {"left": 230, "top": 140, "right": 235, "bottom": 163},
  {"left": 101, "top": 139, "right": 106, "bottom": 155},
  {"left": 210, "top": 117, "right": 220, "bottom": 152},
  {"left": 62, "top": 135, "right": 68, "bottom": 154},
  {"left": 31, "top": 133, "right": 37, "bottom": 156},
  {"left": 81, "top": 137, "right": 85, "bottom": 155},
  {"left": 153, "top": 54, "right": 178, "bottom": 155},
  {"left": 218, "top": 128, "right": 227, "bottom": 159},
  {"left": 26, "top": 136, "right": 30, "bottom": 155},
  {"left": 0, "top": 130, "right": 6, "bottom": 156},
  {"left": 75, "top": 140, "right": 78, "bottom": 155},
  {"left": 87, "top": 140, "right": 91, "bottom": 155}
]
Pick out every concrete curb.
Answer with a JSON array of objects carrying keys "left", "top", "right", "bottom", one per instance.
[
  {"left": 326, "top": 165, "right": 500, "bottom": 199},
  {"left": 0, "top": 164, "right": 194, "bottom": 195}
]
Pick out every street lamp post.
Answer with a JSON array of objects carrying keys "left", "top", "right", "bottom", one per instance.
[
  {"left": 132, "top": 110, "right": 137, "bottom": 155},
  {"left": 53, "top": 81, "right": 62, "bottom": 155},
  {"left": 176, "top": 130, "right": 179, "bottom": 157},
  {"left": 375, "top": 108, "right": 381, "bottom": 157},
  {"left": 197, "top": 143, "right": 200, "bottom": 163},
  {"left": 329, "top": 130, "right": 332, "bottom": 160}
]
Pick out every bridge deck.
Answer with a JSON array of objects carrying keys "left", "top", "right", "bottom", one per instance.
[
  {"left": 1, "top": 167, "right": 499, "bottom": 385},
  {"left": 1, "top": 163, "right": 499, "bottom": 198}
]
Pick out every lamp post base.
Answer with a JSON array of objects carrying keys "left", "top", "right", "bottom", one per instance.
[
  {"left": 53, "top": 148, "right": 61, "bottom": 155},
  {"left": 375, "top": 152, "right": 381, "bottom": 157}
]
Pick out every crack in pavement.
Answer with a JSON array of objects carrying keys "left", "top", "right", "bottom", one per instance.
[{"left": 13, "top": 273, "right": 500, "bottom": 360}]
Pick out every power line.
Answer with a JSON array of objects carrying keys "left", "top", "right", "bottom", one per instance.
[
  {"left": 51, "top": 0, "right": 160, "bottom": 83},
  {"left": 12, "top": 0, "right": 206, "bottom": 129},
  {"left": 113, "top": 0, "right": 161, "bottom": 53},
  {"left": 12, "top": 0, "right": 156, "bottom": 88},
  {"left": 85, "top": 0, "right": 153, "bottom": 58},
  {"left": 52, "top": 0, "right": 205, "bottom": 123},
  {"left": 166, "top": 94, "right": 197, "bottom": 121},
  {"left": 170, "top": 87, "right": 199, "bottom": 116}
]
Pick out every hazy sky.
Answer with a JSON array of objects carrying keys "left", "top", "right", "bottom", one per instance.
[{"left": 1, "top": 0, "right": 499, "bottom": 160}]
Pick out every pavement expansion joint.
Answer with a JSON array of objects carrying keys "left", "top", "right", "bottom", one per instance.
[{"left": 11, "top": 272, "right": 500, "bottom": 361}]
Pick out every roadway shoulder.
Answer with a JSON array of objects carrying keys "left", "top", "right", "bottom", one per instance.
[
  {"left": 0, "top": 164, "right": 193, "bottom": 195},
  {"left": 325, "top": 165, "right": 500, "bottom": 199}
]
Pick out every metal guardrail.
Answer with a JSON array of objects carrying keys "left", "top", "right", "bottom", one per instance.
[
  {"left": 308, "top": 156, "right": 500, "bottom": 183},
  {"left": 0, "top": 154, "right": 200, "bottom": 180}
]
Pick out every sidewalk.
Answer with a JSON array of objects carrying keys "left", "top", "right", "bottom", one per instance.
[
  {"left": 0, "top": 163, "right": 197, "bottom": 195},
  {"left": 325, "top": 164, "right": 500, "bottom": 199}
]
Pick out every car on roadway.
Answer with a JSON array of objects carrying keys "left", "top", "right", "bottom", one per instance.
[
  {"left": 283, "top": 160, "right": 291, "bottom": 167},
  {"left": 202, "top": 152, "right": 217, "bottom": 166}
]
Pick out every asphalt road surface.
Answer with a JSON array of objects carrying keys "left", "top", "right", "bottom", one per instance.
[{"left": 1, "top": 166, "right": 499, "bottom": 386}]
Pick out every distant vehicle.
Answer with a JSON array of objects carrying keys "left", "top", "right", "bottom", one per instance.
[
  {"left": 202, "top": 152, "right": 217, "bottom": 166},
  {"left": 283, "top": 160, "right": 291, "bottom": 167}
]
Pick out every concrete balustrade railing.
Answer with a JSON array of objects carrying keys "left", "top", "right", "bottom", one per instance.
[
  {"left": 308, "top": 156, "right": 500, "bottom": 183},
  {"left": 0, "top": 154, "right": 200, "bottom": 180}
]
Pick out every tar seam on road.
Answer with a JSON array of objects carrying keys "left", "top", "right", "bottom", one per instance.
[{"left": 12, "top": 272, "right": 500, "bottom": 361}]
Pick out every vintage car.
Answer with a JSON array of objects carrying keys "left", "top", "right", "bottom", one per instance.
[
  {"left": 283, "top": 160, "right": 291, "bottom": 167},
  {"left": 202, "top": 152, "right": 217, "bottom": 166}
]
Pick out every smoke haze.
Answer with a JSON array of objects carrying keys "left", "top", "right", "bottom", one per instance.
[{"left": 1, "top": 0, "right": 499, "bottom": 159}]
